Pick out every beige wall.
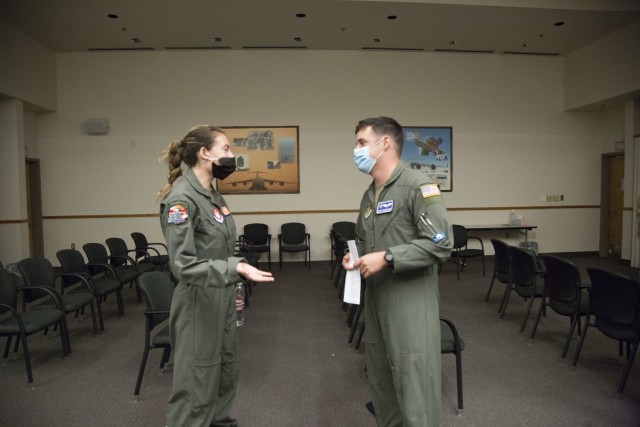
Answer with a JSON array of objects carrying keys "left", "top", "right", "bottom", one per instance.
[
  {"left": 2, "top": 18, "right": 638, "bottom": 265},
  {"left": 0, "top": 18, "right": 57, "bottom": 111},
  {"left": 564, "top": 21, "right": 640, "bottom": 111},
  {"left": 28, "top": 49, "right": 612, "bottom": 264}
]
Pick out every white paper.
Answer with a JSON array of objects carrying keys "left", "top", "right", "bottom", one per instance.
[{"left": 343, "top": 240, "right": 361, "bottom": 305}]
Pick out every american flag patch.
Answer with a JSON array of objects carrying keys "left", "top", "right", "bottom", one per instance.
[{"left": 421, "top": 184, "right": 441, "bottom": 199}]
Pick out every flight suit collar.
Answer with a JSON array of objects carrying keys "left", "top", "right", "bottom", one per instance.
[
  {"left": 182, "top": 162, "right": 216, "bottom": 202},
  {"left": 368, "top": 163, "right": 404, "bottom": 195}
]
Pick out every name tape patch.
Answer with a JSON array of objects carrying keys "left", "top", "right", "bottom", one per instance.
[{"left": 376, "top": 200, "right": 394, "bottom": 214}]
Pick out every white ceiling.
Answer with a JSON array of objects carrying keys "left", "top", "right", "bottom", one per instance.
[{"left": 1, "top": 0, "right": 639, "bottom": 56}]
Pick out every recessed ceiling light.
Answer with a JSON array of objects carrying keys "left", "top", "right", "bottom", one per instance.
[
  {"left": 554, "top": 21, "right": 565, "bottom": 26},
  {"left": 107, "top": 13, "right": 118, "bottom": 19},
  {"left": 296, "top": 13, "right": 306, "bottom": 18},
  {"left": 387, "top": 15, "right": 397, "bottom": 20}
]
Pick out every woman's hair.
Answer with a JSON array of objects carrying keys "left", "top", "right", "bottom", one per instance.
[{"left": 157, "top": 125, "right": 226, "bottom": 200}]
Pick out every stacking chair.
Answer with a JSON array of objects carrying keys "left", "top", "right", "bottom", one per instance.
[
  {"left": 84, "top": 242, "right": 140, "bottom": 305},
  {"left": 131, "top": 232, "right": 169, "bottom": 270},
  {"left": 531, "top": 255, "right": 590, "bottom": 358},
  {"left": 329, "top": 221, "right": 356, "bottom": 280},
  {"left": 0, "top": 268, "right": 69, "bottom": 384},
  {"left": 18, "top": 257, "right": 98, "bottom": 344},
  {"left": 278, "top": 222, "right": 311, "bottom": 269},
  {"left": 56, "top": 249, "right": 124, "bottom": 331},
  {"left": 134, "top": 271, "right": 173, "bottom": 399},
  {"left": 440, "top": 316, "right": 465, "bottom": 413},
  {"left": 485, "top": 239, "right": 510, "bottom": 305},
  {"left": 450, "top": 225, "right": 485, "bottom": 280},
  {"left": 239, "top": 223, "right": 272, "bottom": 270},
  {"left": 572, "top": 267, "right": 640, "bottom": 396},
  {"left": 107, "top": 237, "right": 155, "bottom": 276},
  {"left": 499, "top": 246, "right": 544, "bottom": 333}
]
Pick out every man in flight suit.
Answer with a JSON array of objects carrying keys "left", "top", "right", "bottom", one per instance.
[{"left": 343, "top": 117, "right": 453, "bottom": 426}]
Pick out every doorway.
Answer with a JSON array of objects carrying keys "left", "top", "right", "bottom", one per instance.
[
  {"left": 26, "top": 158, "right": 44, "bottom": 258},
  {"left": 599, "top": 153, "right": 624, "bottom": 258}
]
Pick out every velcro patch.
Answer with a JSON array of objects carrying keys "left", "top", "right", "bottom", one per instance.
[
  {"left": 167, "top": 204, "right": 188, "bottom": 224},
  {"left": 421, "top": 184, "right": 441, "bottom": 199},
  {"left": 431, "top": 232, "right": 446, "bottom": 243},
  {"left": 376, "top": 200, "right": 394, "bottom": 214}
]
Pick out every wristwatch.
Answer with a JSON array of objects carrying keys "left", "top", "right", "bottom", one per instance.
[{"left": 384, "top": 249, "right": 394, "bottom": 271}]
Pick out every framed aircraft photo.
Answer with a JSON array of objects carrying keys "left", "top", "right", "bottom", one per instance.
[
  {"left": 217, "top": 126, "right": 300, "bottom": 195},
  {"left": 400, "top": 126, "right": 453, "bottom": 192}
]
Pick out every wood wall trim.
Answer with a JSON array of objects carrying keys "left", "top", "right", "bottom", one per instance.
[
  {"left": 0, "top": 219, "right": 28, "bottom": 224},
  {"left": 34, "top": 204, "right": 602, "bottom": 220}
]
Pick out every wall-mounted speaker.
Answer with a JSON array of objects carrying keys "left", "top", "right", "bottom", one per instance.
[{"left": 83, "top": 119, "right": 109, "bottom": 135}]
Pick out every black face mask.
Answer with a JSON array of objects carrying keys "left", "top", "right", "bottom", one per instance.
[{"left": 212, "top": 157, "right": 237, "bottom": 180}]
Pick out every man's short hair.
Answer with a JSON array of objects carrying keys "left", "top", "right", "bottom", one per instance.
[{"left": 355, "top": 116, "right": 404, "bottom": 154}]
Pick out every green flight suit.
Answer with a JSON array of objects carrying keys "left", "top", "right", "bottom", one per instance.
[
  {"left": 356, "top": 163, "right": 453, "bottom": 427},
  {"left": 160, "top": 164, "right": 245, "bottom": 427}
]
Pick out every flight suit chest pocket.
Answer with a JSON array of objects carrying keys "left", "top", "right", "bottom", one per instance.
[
  {"left": 195, "top": 206, "right": 230, "bottom": 240},
  {"left": 374, "top": 199, "right": 409, "bottom": 237}
]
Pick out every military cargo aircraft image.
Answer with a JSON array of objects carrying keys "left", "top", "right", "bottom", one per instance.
[{"left": 225, "top": 171, "right": 292, "bottom": 191}]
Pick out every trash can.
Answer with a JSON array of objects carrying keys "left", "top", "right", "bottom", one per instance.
[{"left": 519, "top": 241, "right": 539, "bottom": 255}]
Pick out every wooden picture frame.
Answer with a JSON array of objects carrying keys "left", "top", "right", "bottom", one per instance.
[{"left": 217, "top": 126, "right": 300, "bottom": 194}]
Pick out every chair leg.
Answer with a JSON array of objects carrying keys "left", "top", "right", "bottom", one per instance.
[
  {"left": 560, "top": 314, "right": 580, "bottom": 359},
  {"left": 116, "top": 288, "right": 125, "bottom": 317},
  {"left": 519, "top": 293, "right": 537, "bottom": 333},
  {"left": 354, "top": 322, "right": 365, "bottom": 350},
  {"left": 134, "top": 347, "right": 150, "bottom": 397},
  {"left": 18, "top": 330, "right": 34, "bottom": 384},
  {"left": 455, "top": 349, "right": 464, "bottom": 411},
  {"left": 160, "top": 347, "right": 171, "bottom": 371},
  {"left": 529, "top": 299, "right": 546, "bottom": 340},
  {"left": 3, "top": 336, "right": 12, "bottom": 359},
  {"left": 484, "top": 275, "right": 497, "bottom": 303},
  {"left": 571, "top": 323, "right": 591, "bottom": 367},
  {"left": 498, "top": 285, "right": 512, "bottom": 318},
  {"left": 89, "top": 301, "right": 98, "bottom": 335},
  {"left": 617, "top": 342, "right": 638, "bottom": 395},
  {"left": 96, "top": 298, "right": 105, "bottom": 332},
  {"left": 348, "top": 305, "right": 364, "bottom": 344}
]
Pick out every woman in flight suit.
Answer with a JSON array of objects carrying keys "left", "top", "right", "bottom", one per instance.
[{"left": 158, "top": 125, "right": 274, "bottom": 427}]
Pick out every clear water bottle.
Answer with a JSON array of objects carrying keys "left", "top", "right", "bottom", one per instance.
[{"left": 235, "top": 282, "right": 245, "bottom": 327}]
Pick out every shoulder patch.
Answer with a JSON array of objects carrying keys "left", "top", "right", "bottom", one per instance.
[
  {"left": 167, "top": 204, "right": 189, "bottom": 225},
  {"left": 420, "top": 184, "right": 441, "bottom": 199}
]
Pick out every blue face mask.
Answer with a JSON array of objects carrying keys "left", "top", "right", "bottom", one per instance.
[{"left": 353, "top": 138, "right": 384, "bottom": 174}]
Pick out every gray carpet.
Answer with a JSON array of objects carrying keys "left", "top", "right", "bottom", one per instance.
[{"left": 1, "top": 256, "right": 639, "bottom": 426}]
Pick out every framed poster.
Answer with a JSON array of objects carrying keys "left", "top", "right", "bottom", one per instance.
[
  {"left": 401, "top": 126, "right": 452, "bottom": 191},
  {"left": 218, "top": 126, "right": 300, "bottom": 194}
]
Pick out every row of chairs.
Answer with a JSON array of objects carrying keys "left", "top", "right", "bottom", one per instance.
[
  {"left": 328, "top": 221, "right": 466, "bottom": 414},
  {"left": 239, "top": 222, "right": 311, "bottom": 270},
  {"left": 0, "top": 232, "right": 169, "bottom": 385},
  {"left": 485, "top": 239, "right": 640, "bottom": 396}
]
